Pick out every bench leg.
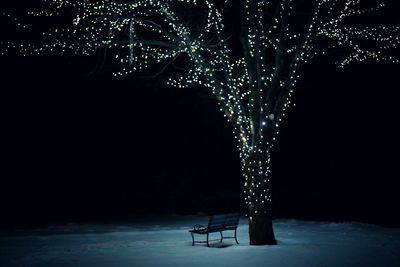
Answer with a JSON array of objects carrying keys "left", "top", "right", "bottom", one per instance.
[
  {"left": 234, "top": 229, "right": 239, "bottom": 244},
  {"left": 206, "top": 233, "right": 210, "bottom": 247},
  {"left": 219, "top": 231, "right": 223, "bottom": 243},
  {"left": 190, "top": 232, "right": 195, "bottom": 246}
]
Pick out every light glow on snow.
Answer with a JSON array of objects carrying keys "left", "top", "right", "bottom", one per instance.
[{"left": 1, "top": 216, "right": 399, "bottom": 267}]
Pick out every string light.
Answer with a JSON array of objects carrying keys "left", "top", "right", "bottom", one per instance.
[{"left": 2, "top": 0, "right": 398, "bottom": 217}]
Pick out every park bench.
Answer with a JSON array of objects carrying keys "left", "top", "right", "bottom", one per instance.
[{"left": 189, "top": 213, "right": 241, "bottom": 247}]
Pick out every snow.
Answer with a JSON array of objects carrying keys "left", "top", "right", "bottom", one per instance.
[{"left": 1, "top": 215, "right": 399, "bottom": 267}]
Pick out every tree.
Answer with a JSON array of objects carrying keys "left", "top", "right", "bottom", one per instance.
[{"left": 2, "top": 0, "right": 399, "bottom": 245}]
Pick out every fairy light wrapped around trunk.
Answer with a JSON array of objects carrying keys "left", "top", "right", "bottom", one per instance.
[{"left": 2, "top": 0, "right": 399, "bottom": 245}]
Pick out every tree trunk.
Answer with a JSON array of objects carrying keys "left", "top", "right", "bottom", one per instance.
[
  {"left": 242, "top": 146, "right": 277, "bottom": 245},
  {"left": 249, "top": 213, "right": 277, "bottom": 245}
]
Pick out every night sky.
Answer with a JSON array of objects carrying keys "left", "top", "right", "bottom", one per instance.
[{"left": 0, "top": 1, "right": 399, "bottom": 229}]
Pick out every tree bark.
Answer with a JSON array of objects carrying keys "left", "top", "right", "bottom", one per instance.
[
  {"left": 242, "top": 147, "right": 277, "bottom": 245},
  {"left": 249, "top": 213, "right": 277, "bottom": 245}
]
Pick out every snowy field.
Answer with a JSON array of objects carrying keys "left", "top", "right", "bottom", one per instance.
[{"left": 1, "top": 215, "right": 399, "bottom": 267}]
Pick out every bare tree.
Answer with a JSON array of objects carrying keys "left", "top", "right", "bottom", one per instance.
[{"left": 2, "top": 0, "right": 399, "bottom": 245}]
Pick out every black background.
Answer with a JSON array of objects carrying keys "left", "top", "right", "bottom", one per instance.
[{"left": 0, "top": 0, "right": 399, "bottom": 228}]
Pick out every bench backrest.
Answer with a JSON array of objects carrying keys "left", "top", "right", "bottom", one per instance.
[{"left": 207, "top": 213, "right": 241, "bottom": 231}]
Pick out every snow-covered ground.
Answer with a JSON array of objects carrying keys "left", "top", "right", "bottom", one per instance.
[{"left": 1, "top": 215, "right": 399, "bottom": 267}]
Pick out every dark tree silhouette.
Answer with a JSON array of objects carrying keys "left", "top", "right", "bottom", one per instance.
[{"left": 2, "top": 0, "right": 399, "bottom": 245}]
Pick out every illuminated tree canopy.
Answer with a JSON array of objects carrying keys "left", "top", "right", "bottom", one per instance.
[{"left": 2, "top": 0, "right": 399, "bottom": 245}]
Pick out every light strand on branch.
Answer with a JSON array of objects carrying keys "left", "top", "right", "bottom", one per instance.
[{"left": 1, "top": 0, "right": 398, "bottom": 217}]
